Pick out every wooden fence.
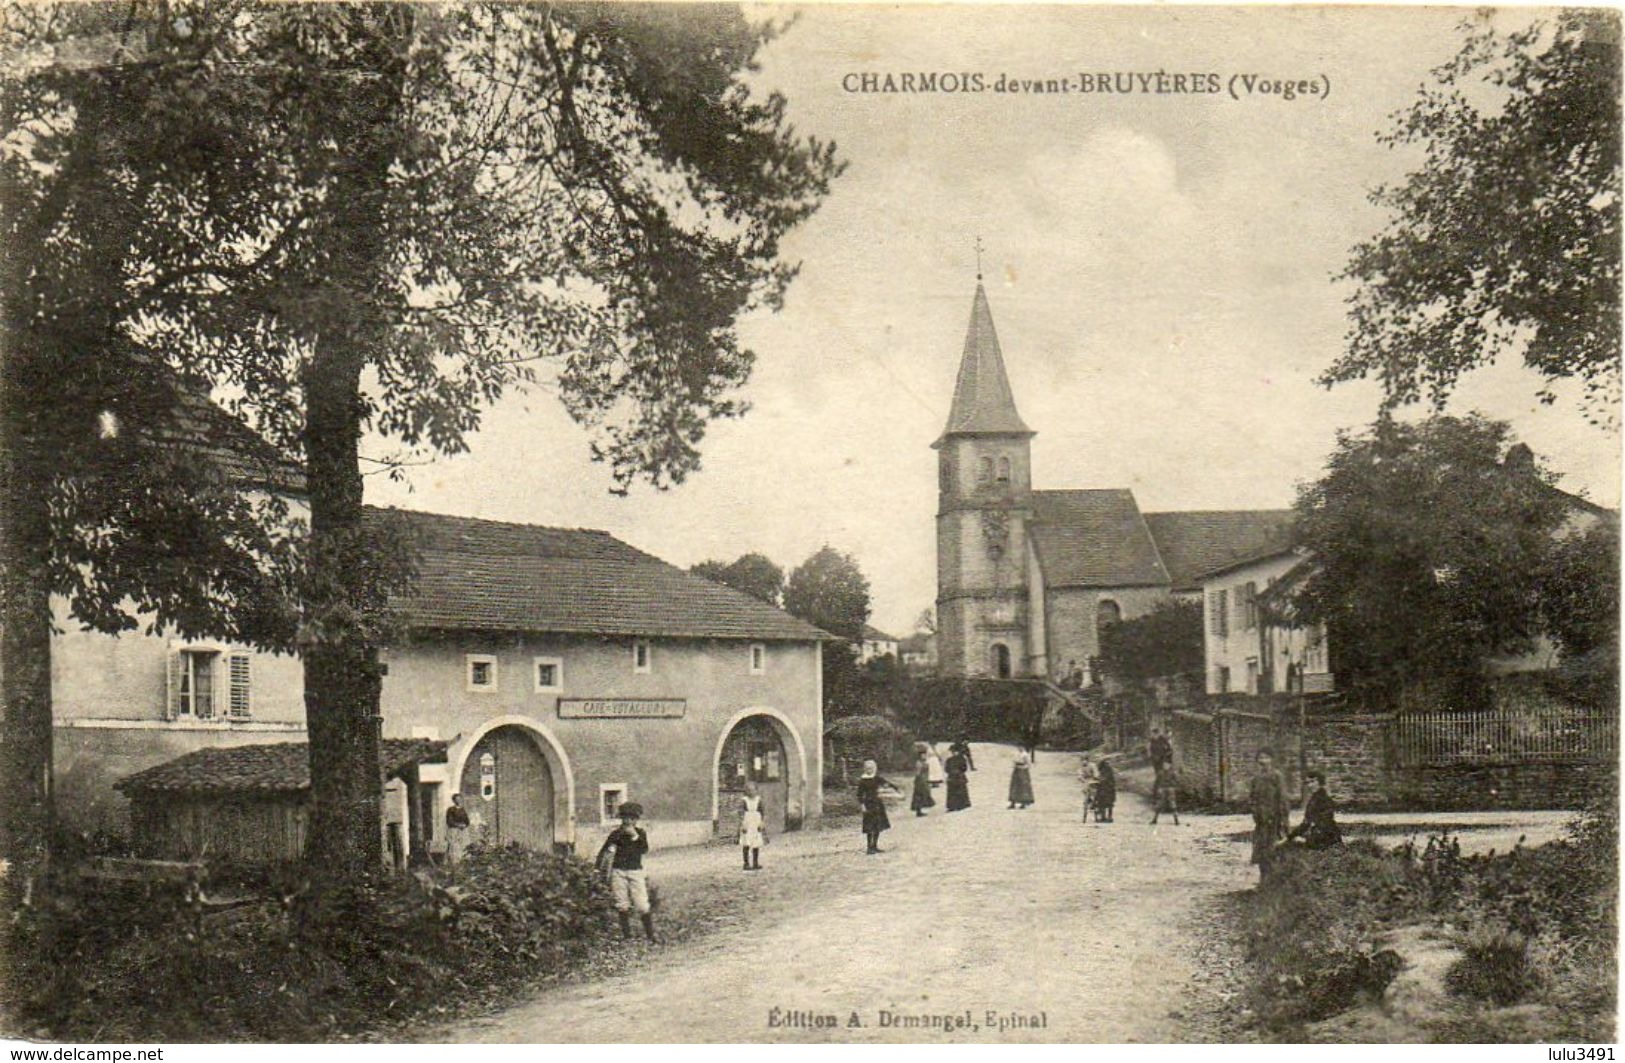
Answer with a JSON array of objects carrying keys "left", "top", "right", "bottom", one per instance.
[{"left": 1392, "top": 708, "right": 1618, "bottom": 766}]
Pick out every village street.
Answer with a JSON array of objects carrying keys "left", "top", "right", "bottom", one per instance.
[{"left": 430, "top": 742, "right": 1572, "bottom": 1044}]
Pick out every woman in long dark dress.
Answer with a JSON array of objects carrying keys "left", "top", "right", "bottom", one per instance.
[
  {"left": 944, "top": 749, "right": 971, "bottom": 811},
  {"left": 909, "top": 752, "right": 935, "bottom": 816},
  {"left": 1007, "top": 750, "right": 1035, "bottom": 809},
  {"left": 857, "top": 760, "right": 899, "bottom": 854}
]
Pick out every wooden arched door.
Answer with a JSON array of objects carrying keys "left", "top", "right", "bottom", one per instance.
[{"left": 459, "top": 725, "right": 554, "bottom": 851}]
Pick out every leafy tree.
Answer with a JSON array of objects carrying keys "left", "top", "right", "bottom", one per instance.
[
  {"left": 1326, "top": 11, "right": 1622, "bottom": 422},
  {"left": 689, "top": 552, "right": 784, "bottom": 607},
  {"left": 1292, "top": 414, "right": 1571, "bottom": 707},
  {"left": 784, "top": 545, "right": 870, "bottom": 720},
  {"left": 913, "top": 607, "right": 936, "bottom": 635},
  {"left": 1540, "top": 520, "right": 1620, "bottom": 659},
  {"left": 1, "top": 2, "right": 842, "bottom": 879},
  {"left": 0, "top": 4, "right": 311, "bottom": 867},
  {"left": 1095, "top": 600, "right": 1203, "bottom": 686},
  {"left": 783, "top": 545, "right": 870, "bottom": 640}
]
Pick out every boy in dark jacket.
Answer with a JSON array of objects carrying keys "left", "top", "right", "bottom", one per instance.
[{"left": 596, "top": 802, "right": 657, "bottom": 942}]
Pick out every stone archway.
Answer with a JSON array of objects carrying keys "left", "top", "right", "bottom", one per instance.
[
  {"left": 712, "top": 707, "right": 808, "bottom": 835},
  {"left": 448, "top": 715, "right": 575, "bottom": 850}
]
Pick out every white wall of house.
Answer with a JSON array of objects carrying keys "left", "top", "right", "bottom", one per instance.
[
  {"left": 50, "top": 596, "right": 308, "bottom": 833},
  {"left": 1201, "top": 552, "right": 1323, "bottom": 695}
]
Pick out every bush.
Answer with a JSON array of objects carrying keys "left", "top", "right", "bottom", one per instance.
[
  {"left": 1446, "top": 926, "right": 1538, "bottom": 1005},
  {"left": 825, "top": 714, "right": 914, "bottom": 773},
  {"left": 0, "top": 845, "right": 619, "bottom": 1041}
]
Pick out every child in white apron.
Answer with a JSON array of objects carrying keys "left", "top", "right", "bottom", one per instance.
[{"left": 739, "top": 784, "right": 766, "bottom": 870}]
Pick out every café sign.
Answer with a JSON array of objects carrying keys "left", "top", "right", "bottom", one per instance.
[{"left": 558, "top": 698, "right": 686, "bottom": 719}]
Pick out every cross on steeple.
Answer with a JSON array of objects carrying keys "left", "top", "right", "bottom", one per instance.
[{"left": 974, "top": 236, "right": 985, "bottom": 281}]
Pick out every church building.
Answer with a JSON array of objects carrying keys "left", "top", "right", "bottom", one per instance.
[{"left": 934, "top": 282, "right": 1296, "bottom": 683}]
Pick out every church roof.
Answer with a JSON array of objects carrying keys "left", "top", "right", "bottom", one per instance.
[
  {"left": 1142, "top": 509, "right": 1298, "bottom": 591},
  {"left": 936, "top": 284, "right": 1032, "bottom": 444},
  {"left": 1030, "top": 490, "right": 1171, "bottom": 587}
]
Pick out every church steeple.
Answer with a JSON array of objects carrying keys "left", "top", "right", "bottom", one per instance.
[{"left": 934, "top": 283, "right": 1033, "bottom": 447}]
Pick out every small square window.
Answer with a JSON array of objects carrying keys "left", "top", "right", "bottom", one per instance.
[
  {"left": 632, "top": 639, "right": 652, "bottom": 674},
  {"left": 749, "top": 643, "right": 766, "bottom": 675},
  {"left": 466, "top": 654, "right": 498, "bottom": 693},
  {"left": 600, "top": 784, "right": 628, "bottom": 825},
  {"left": 534, "top": 656, "right": 563, "bottom": 693}
]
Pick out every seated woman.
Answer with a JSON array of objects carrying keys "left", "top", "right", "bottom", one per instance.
[{"left": 1287, "top": 771, "right": 1343, "bottom": 850}]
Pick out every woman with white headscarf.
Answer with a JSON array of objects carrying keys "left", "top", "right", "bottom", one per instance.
[
  {"left": 857, "top": 760, "right": 901, "bottom": 854},
  {"left": 1008, "top": 750, "right": 1035, "bottom": 809}
]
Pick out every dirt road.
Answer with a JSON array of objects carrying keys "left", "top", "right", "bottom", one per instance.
[{"left": 432, "top": 743, "right": 1258, "bottom": 1043}]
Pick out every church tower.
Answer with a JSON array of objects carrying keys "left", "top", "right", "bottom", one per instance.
[{"left": 934, "top": 283, "right": 1037, "bottom": 678}]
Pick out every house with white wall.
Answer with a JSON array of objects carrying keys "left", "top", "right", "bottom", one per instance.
[{"left": 1199, "top": 547, "right": 1330, "bottom": 696}]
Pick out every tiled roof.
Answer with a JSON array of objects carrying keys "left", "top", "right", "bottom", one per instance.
[
  {"left": 1029, "top": 489, "right": 1170, "bottom": 587},
  {"left": 119, "top": 347, "right": 305, "bottom": 493},
  {"left": 1142, "top": 510, "right": 1298, "bottom": 590},
  {"left": 116, "top": 738, "right": 446, "bottom": 796},
  {"left": 156, "top": 382, "right": 306, "bottom": 494},
  {"left": 860, "top": 624, "right": 898, "bottom": 642},
  {"left": 372, "top": 508, "right": 830, "bottom": 642},
  {"left": 936, "top": 284, "right": 1032, "bottom": 442}
]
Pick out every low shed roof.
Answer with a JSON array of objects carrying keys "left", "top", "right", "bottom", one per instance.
[{"left": 116, "top": 738, "right": 447, "bottom": 797}]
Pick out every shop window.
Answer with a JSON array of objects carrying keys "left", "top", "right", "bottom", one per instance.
[
  {"left": 479, "top": 752, "right": 496, "bottom": 799},
  {"left": 466, "top": 654, "right": 498, "bottom": 693},
  {"left": 632, "top": 639, "right": 652, "bottom": 674},
  {"left": 533, "top": 656, "right": 563, "bottom": 693},
  {"left": 749, "top": 643, "right": 766, "bottom": 675}
]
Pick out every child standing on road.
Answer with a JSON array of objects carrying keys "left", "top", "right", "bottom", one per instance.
[
  {"left": 1150, "top": 762, "right": 1181, "bottom": 825},
  {"left": 596, "top": 802, "right": 657, "bottom": 942},
  {"left": 858, "top": 760, "right": 901, "bottom": 854},
  {"left": 739, "top": 783, "right": 765, "bottom": 871}
]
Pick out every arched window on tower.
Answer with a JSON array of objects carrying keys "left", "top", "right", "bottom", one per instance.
[
  {"left": 997, "top": 457, "right": 1011, "bottom": 483},
  {"left": 1096, "top": 599, "right": 1122, "bottom": 631},
  {"left": 990, "top": 642, "right": 1012, "bottom": 679},
  {"left": 978, "top": 457, "right": 993, "bottom": 483}
]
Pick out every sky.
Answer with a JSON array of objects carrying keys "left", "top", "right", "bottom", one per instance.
[{"left": 366, "top": 4, "right": 1621, "bottom": 638}]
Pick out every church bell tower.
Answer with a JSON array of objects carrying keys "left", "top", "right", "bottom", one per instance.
[{"left": 934, "top": 281, "right": 1035, "bottom": 678}]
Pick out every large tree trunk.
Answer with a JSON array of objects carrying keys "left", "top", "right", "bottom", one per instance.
[
  {"left": 298, "top": 6, "right": 413, "bottom": 885},
  {"left": 301, "top": 351, "right": 385, "bottom": 878},
  {"left": 0, "top": 411, "right": 55, "bottom": 874}
]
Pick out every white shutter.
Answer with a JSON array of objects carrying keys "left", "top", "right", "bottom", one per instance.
[
  {"left": 165, "top": 648, "right": 184, "bottom": 720},
  {"left": 228, "top": 654, "right": 252, "bottom": 718}
]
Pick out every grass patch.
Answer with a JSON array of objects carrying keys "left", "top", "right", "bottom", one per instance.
[{"left": 1228, "top": 794, "right": 1617, "bottom": 1042}]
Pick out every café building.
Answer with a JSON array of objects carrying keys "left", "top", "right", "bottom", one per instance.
[
  {"left": 114, "top": 507, "right": 830, "bottom": 865},
  {"left": 374, "top": 509, "right": 829, "bottom": 859}
]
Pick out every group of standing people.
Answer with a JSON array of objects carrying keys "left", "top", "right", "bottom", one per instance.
[{"left": 856, "top": 736, "right": 979, "bottom": 852}]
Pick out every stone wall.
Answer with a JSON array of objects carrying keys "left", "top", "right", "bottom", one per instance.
[
  {"left": 1161, "top": 697, "right": 1604, "bottom": 811},
  {"left": 1387, "top": 759, "right": 1609, "bottom": 811},
  {"left": 1299, "top": 714, "right": 1390, "bottom": 808}
]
